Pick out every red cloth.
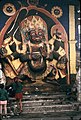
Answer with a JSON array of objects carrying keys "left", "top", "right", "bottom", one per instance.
[{"left": 15, "top": 93, "right": 23, "bottom": 99}]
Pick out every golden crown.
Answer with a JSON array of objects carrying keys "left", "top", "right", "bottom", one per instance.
[{"left": 20, "top": 16, "right": 47, "bottom": 31}]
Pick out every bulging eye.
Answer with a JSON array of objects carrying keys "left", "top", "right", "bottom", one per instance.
[
  {"left": 31, "top": 32, "right": 36, "bottom": 36},
  {"left": 30, "top": 29, "right": 36, "bottom": 36},
  {"left": 30, "top": 32, "right": 36, "bottom": 36},
  {"left": 38, "top": 32, "right": 42, "bottom": 35},
  {"left": 38, "top": 29, "right": 44, "bottom": 36}
]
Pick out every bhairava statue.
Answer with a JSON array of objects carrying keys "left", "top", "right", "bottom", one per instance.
[{"left": 0, "top": 5, "right": 68, "bottom": 84}]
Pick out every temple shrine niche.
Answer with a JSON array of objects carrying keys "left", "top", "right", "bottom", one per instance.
[{"left": 0, "top": 0, "right": 80, "bottom": 95}]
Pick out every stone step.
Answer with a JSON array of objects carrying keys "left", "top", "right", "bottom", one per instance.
[
  {"left": 22, "top": 97, "right": 73, "bottom": 107},
  {"left": 23, "top": 94, "right": 66, "bottom": 101},
  {"left": 7, "top": 93, "right": 79, "bottom": 115},
  {"left": 8, "top": 102, "right": 79, "bottom": 115},
  {"left": 9, "top": 92, "right": 66, "bottom": 102},
  {"left": 22, "top": 103, "right": 79, "bottom": 114},
  {"left": 22, "top": 99, "right": 62, "bottom": 107}
]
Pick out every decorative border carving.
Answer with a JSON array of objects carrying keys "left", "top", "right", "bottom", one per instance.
[
  {"left": 3, "top": 3, "right": 16, "bottom": 16},
  {"left": 51, "top": 6, "right": 63, "bottom": 18}
]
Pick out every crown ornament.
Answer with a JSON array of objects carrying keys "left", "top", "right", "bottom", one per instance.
[{"left": 20, "top": 16, "right": 47, "bottom": 32}]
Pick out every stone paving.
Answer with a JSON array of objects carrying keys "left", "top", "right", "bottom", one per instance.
[
  {"left": 3, "top": 92, "right": 80, "bottom": 120},
  {"left": 1, "top": 112, "right": 81, "bottom": 120},
  {"left": 2, "top": 115, "right": 81, "bottom": 120}
]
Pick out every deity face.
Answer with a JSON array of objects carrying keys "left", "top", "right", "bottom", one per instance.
[
  {"left": 20, "top": 16, "right": 48, "bottom": 44},
  {"left": 29, "top": 28, "right": 46, "bottom": 44}
]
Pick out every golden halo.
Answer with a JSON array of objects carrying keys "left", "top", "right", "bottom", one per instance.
[
  {"left": 51, "top": 6, "right": 63, "bottom": 18},
  {"left": 3, "top": 3, "right": 16, "bottom": 16}
]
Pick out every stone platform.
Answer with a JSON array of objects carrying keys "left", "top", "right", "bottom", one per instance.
[
  {"left": 8, "top": 92, "right": 80, "bottom": 115},
  {"left": 7, "top": 79, "right": 80, "bottom": 119}
]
